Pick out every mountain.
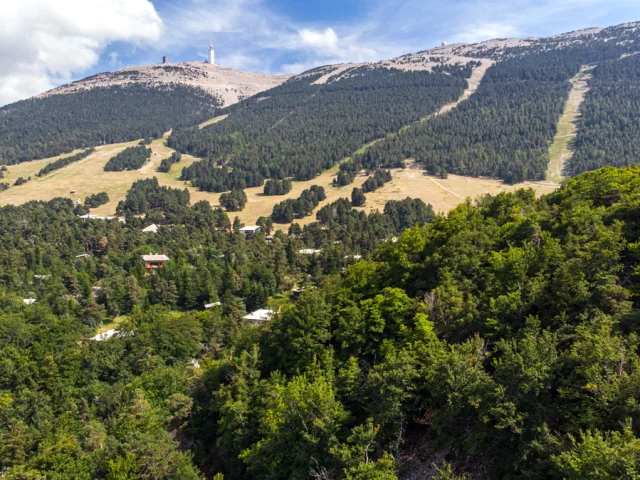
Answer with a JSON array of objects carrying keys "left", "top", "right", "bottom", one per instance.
[
  {"left": 2, "top": 21, "right": 640, "bottom": 182},
  {"left": 0, "top": 63, "right": 291, "bottom": 165},
  {"left": 40, "top": 62, "right": 292, "bottom": 107},
  {"left": 169, "top": 21, "right": 640, "bottom": 189}
]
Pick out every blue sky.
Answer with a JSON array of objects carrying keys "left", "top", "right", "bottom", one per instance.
[{"left": 1, "top": 0, "right": 640, "bottom": 105}]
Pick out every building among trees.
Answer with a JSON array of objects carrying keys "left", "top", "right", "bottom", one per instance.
[{"left": 142, "top": 254, "right": 170, "bottom": 274}]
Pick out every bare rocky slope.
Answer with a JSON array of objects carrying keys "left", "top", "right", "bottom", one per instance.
[{"left": 40, "top": 62, "right": 293, "bottom": 107}]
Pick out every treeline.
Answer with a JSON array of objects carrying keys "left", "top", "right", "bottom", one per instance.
[
  {"left": 356, "top": 45, "right": 633, "bottom": 183},
  {"left": 0, "top": 84, "right": 220, "bottom": 165},
  {"left": 115, "top": 177, "right": 190, "bottom": 223},
  {"left": 36, "top": 147, "right": 96, "bottom": 177},
  {"left": 219, "top": 188, "right": 248, "bottom": 211},
  {"left": 181, "top": 163, "right": 264, "bottom": 192},
  {"left": 362, "top": 169, "right": 392, "bottom": 192},
  {"left": 190, "top": 165, "right": 640, "bottom": 478},
  {"left": 263, "top": 178, "right": 292, "bottom": 196},
  {"left": 104, "top": 146, "right": 151, "bottom": 172},
  {"left": 351, "top": 187, "right": 366, "bottom": 206},
  {"left": 271, "top": 185, "right": 326, "bottom": 223},
  {"left": 569, "top": 54, "right": 640, "bottom": 174},
  {"left": 169, "top": 67, "right": 466, "bottom": 189},
  {"left": 432, "top": 60, "right": 482, "bottom": 77},
  {"left": 157, "top": 152, "right": 182, "bottom": 173},
  {"left": 84, "top": 192, "right": 109, "bottom": 208}
]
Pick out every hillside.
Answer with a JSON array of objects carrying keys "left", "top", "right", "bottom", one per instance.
[
  {"left": 0, "top": 63, "right": 291, "bottom": 165},
  {"left": 6, "top": 14, "right": 640, "bottom": 480},
  {"left": 3, "top": 21, "right": 640, "bottom": 225},
  {"left": 3, "top": 164, "right": 640, "bottom": 478},
  {"left": 41, "top": 62, "right": 292, "bottom": 107}
]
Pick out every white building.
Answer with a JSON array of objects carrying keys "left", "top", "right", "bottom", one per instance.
[
  {"left": 204, "top": 302, "right": 222, "bottom": 310},
  {"left": 142, "top": 224, "right": 159, "bottom": 233},
  {"left": 208, "top": 43, "right": 215, "bottom": 65},
  {"left": 240, "top": 225, "right": 261, "bottom": 238},
  {"left": 243, "top": 309, "right": 274, "bottom": 326},
  {"left": 299, "top": 249, "right": 322, "bottom": 255},
  {"left": 23, "top": 298, "right": 37, "bottom": 305}
]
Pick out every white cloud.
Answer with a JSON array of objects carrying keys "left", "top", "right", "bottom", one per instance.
[
  {"left": 0, "top": 0, "right": 163, "bottom": 106},
  {"left": 300, "top": 28, "right": 340, "bottom": 53}
]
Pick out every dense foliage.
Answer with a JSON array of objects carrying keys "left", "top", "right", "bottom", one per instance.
[
  {"left": 84, "top": 192, "right": 110, "bottom": 208},
  {"left": 0, "top": 84, "right": 220, "bottom": 165},
  {"left": 357, "top": 46, "right": 632, "bottom": 183},
  {"left": 569, "top": 54, "right": 640, "bottom": 175},
  {"left": 263, "top": 178, "right": 293, "bottom": 196},
  {"left": 115, "top": 177, "right": 190, "bottom": 224},
  {"left": 271, "top": 186, "right": 326, "bottom": 223},
  {"left": 36, "top": 148, "right": 96, "bottom": 177},
  {"left": 157, "top": 152, "right": 182, "bottom": 173},
  {"left": 219, "top": 188, "right": 248, "bottom": 212},
  {"left": 351, "top": 187, "right": 366, "bottom": 206},
  {"left": 181, "top": 164, "right": 264, "bottom": 193},
  {"left": 5, "top": 165, "right": 640, "bottom": 478},
  {"left": 104, "top": 146, "right": 151, "bottom": 172},
  {"left": 170, "top": 67, "right": 466, "bottom": 190},
  {"left": 362, "top": 169, "right": 393, "bottom": 193}
]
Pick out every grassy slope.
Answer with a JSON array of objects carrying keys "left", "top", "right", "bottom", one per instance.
[{"left": 545, "top": 68, "right": 593, "bottom": 183}]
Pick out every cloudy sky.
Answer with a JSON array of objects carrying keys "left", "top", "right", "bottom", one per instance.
[{"left": 1, "top": 0, "right": 639, "bottom": 106}]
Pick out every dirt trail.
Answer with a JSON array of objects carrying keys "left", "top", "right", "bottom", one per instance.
[
  {"left": 431, "top": 59, "right": 493, "bottom": 117},
  {"left": 545, "top": 67, "right": 593, "bottom": 183},
  {"left": 348, "top": 61, "right": 492, "bottom": 159},
  {"left": 426, "top": 176, "right": 465, "bottom": 199}
]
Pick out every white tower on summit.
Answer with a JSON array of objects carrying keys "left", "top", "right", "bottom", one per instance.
[{"left": 208, "top": 42, "right": 215, "bottom": 65}]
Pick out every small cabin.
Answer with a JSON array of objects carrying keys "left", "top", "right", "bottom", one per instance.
[
  {"left": 142, "top": 224, "right": 159, "bottom": 233},
  {"left": 243, "top": 309, "right": 274, "bottom": 326},
  {"left": 23, "top": 298, "right": 37, "bottom": 305},
  {"left": 291, "top": 287, "right": 306, "bottom": 300},
  {"left": 142, "top": 254, "right": 169, "bottom": 274},
  {"left": 240, "top": 225, "right": 261, "bottom": 238}
]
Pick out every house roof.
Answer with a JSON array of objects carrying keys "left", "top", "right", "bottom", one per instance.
[
  {"left": 299, "top": 249, "right": 321, "bottom": 255},
  {"left": 23, "top": 298, "right": 37, "bottom": 305},
  {"left": 240, "top": 225, "right": 261, "bottom": 232},
  {"left": 142, "top": 254, "right": 170, "bottom": 262},
  {"left": 204, "top": 302, "right": 222, "bottom": 309},
  {"left": 243, "top": 309, "right": 274, "bottom": 322},
  {"left": 142, "top": 224, "right": 159, "bottom": 233}
]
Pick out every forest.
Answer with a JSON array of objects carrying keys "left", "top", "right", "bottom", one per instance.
[
  {"left": 569, "top": 54, "right": 640, "bottom": 175},
  {"left": 362, "top": 169, "right": 393, "bottom": 193},
  {"left": 271, "top": 186, "right": 326, "bottom": 223},
  {"left": 2, "top": 165, "right": 640, "bottom": 478},
  {"left": 263, "top": 178, "right": 293, "bottom": 196},
  {"left": 170, "top": 67, "right": 467, "bottom": 189},
  {"left": 104, "top": 146, "right": 152, "bottom": 172},
  {"left": 157, "top": 152, "right": 182, "bottom": 173},
  {"left": 356, "top": 44, "right": 634, "bottom": 183},
  {"left": 219, "top": 188, "right": 248, "bottom": 212},
  {"left": 0, "top": 84, "right": 220, "bottom": 165}
]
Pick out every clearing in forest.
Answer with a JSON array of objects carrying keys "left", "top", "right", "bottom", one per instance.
[
  {"left": 545, "top": 67, "right": 593, "bottom": 183},
  {"left": 360, "top": 163, "right": 557, "bottom": 215}
]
